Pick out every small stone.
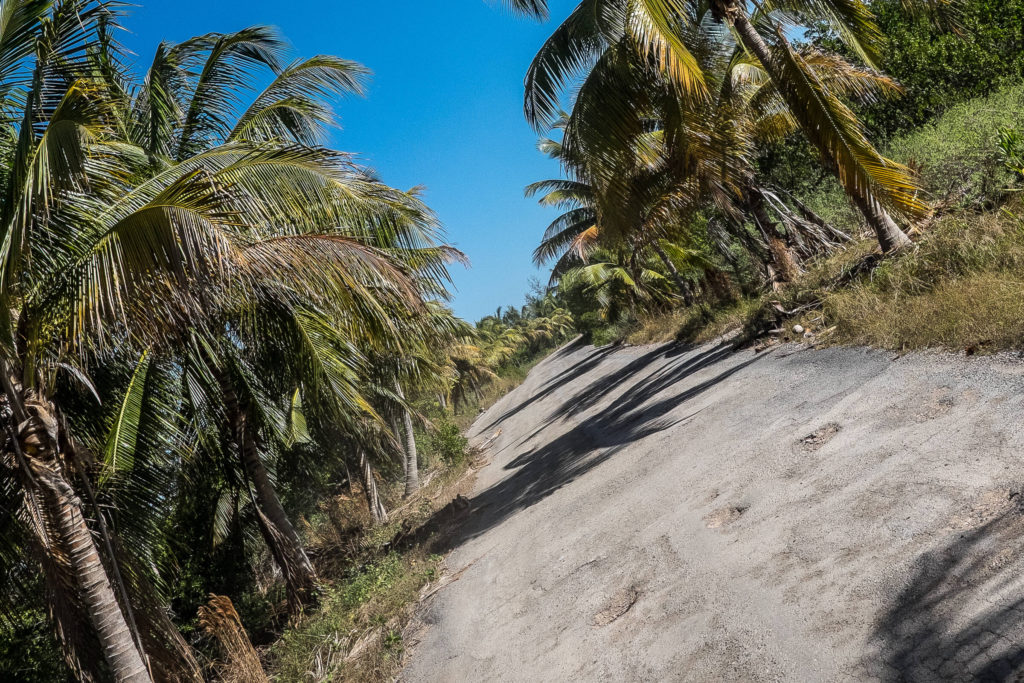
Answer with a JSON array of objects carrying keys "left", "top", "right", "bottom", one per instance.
[{"left": 792, "top": 324, "right": 804, "bottom": 334}]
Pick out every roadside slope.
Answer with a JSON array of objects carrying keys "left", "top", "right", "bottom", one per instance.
[{"left": 403, "top": 339, "right": 1024, "bottom": 681}]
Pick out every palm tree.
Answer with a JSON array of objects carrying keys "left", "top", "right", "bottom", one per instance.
[
  {"left": 109, "top": 25, "right": 463, "bottom": 614},
  {"left": 530, "top": 0, "right": 916, "bottom": 308},
  {"left": 560, "top": 247, "right": 676, "bottom": 322},
  {"left": 0, "top": 8, "right": 459, "bottom": 676},
  {"left": 523, "top": 0, "right": 931, "bottom": 253},
  {"left": 0, "top": 2, "right": 161, "bottom": 678},
  {"left": 710, "top": 2, "right": 923, "bottom": 251}
]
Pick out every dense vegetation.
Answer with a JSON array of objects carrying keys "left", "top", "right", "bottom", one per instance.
[
  {"left": 0, "top": 1, "right": 573, "bottom": 681},
  {"left": 520, "top": 0, "right": 1024, "bottom": 353},
  {"left": 7, "top": 0, "right": 1024, "bottom": 680}
]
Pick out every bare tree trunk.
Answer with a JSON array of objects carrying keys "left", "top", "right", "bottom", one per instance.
[
  {"left": 360, "top": 451, "right": 388, "bottom": 524},
  {"left": 393, "top": 379, "right": 419, "bottom": 497},
  {"left": 769, "top": 184, "right": 849, "bottom": 243},
  {"left": 218, "top": 374, "right": 317, "bottom": 613},
  {"left": 726, "top": 6, "right": 913, "bottom": 253},
  {"left": 342, "top": 458, "right": 354, "bottom": 497},
  {"left": 9, "top": 385, "right": 152, "bottom": 683},
  {"left": 650, "top": 241, "right": 695, "bottom": 306}
]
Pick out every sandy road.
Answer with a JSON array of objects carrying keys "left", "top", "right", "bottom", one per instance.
[{"left": 402, "top": 338, "right": 1024, "bottom": 681}]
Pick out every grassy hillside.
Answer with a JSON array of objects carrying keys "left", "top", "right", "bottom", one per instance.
[{"left": 623, "top": 85, "right": 1024, "bottom": 353}]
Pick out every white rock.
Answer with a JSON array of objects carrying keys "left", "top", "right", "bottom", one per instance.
[{"left": 792, "top": 324, "right": 804, "bottom": 334}]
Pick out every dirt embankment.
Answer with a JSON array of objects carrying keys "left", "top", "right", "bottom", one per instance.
[{"left": 402, "top": 339, "right": 1024, "bottom": 681}]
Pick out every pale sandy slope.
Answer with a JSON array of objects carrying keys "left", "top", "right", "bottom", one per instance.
[{"left": 402, "top": 339, "right": 1024, "bottom": 682}]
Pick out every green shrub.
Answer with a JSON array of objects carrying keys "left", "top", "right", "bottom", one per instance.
[
  {"left": 0, "top": 615, "right": 66, "bottom": 682},
  {"left": 887, "top": 85, "right": 1024, "bottom": 208},
  {"left": 338, "top": 553, "right": 404, "bottom": 609},
  {"left": 427, "top": 420, "right": 468, "bottom": 466}
]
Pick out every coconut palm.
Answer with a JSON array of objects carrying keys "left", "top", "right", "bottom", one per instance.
[
  {"left": 531, "top": 0, "right": 913, "bottom": 306},
  {"left": 0, "top": 2, "right": 166, "bottom": 678},
  {"left": 560, "top": 247, "right": 675, "bottom": 322},
  {"left": 102, "top": 24, "right": 468, "bottom": 616},
  {"left": 0, "top": 7, "right": 460, "bottom": 678},
  {"left": 524, "top": 0, "right": 934, "bottom": 253}
]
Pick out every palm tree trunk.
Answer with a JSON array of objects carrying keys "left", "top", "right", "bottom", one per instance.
[
  {"left": 847, "top": 188, "right": 913, "bottom": 252},
  {"left": 359, "top": 451, "right": 388, "bottom": 524},
  {"left": 393, "top": 379, "right": 419, "bottom": 497},
  {"left": 45, "top": 475, "right": 152, "bottom": 683},
  {"left": 650, "top": 241, "right": 695, "bottom": 306},
  {"left": 8, "top": 385, "right": 151, "bottom": 683},
  {"left": 748, "top": 188, "right": 801, "bottom": 287},
  {"left": 390, "top": 415, "right": 407, "bottom": 478},
  {"left": 217, "top": 373, "right": 317, "bottom": 613},
  {"left": 725, "top": 5, "right": 912, "bottom": 252}
]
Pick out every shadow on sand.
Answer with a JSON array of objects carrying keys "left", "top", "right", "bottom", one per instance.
[
  {"left": 867, "top": 500, "right": 1024, "bottom": 681},
  {"left": 411, "top": 338, "right": 1024, "bottom": 682},
  {"left": 422, "top": 340, "right": 765, "bottom": 554}
]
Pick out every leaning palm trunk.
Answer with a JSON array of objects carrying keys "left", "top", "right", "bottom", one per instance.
[
  {"left": 217, "top": 375, "right": 317, "bottom": 613},
  {"left": 390, "top": 415, "right": 407, "bottom": 478},
  {"left": 5, "top": 379, "right": 152, "bottom": 683},
  {"left": 847, "top": 188, "right": 913, "bottom": 252},
  {"left": 723, "top": 4, "right": 913, "bottom": 253},
  {"left": 393, "top": 379, "right": 419, "bottom": 497},
  {"left": 359, "top": 451, "right": 388, "bottom": 524}
]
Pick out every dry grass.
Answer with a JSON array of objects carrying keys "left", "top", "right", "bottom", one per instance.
[
  {"left": 626, "top": 207, "right": 1024, "bottom": 353},
  {"left": 265, "top": 458, "right": 479, "bottom": 683},
  {"left": 626, "top": 298, "right": 768, "bottom": 346},
  {"left": 813, "top": 208, "right": 1024, "bottom": 352},
  {"left": 825, "top": 272, "right": 1024, "bottom": 350}
]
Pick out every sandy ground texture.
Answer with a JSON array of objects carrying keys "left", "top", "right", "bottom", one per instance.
[{"left": 401, "top": 339, "right": 1024, "bottom": 682}]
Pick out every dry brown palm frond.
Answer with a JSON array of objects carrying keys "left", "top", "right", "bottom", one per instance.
[{"left": 198, "top": 594, "right": 269, "bottom": 683}]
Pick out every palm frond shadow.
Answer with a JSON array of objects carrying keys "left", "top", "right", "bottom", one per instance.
[
  {"left": 477, "top": 339, "right": 618, "bottom": 432},
  {"left": 428, "top": 341, "right": 764, "bottom": 553},
  {"left": 867, "top": 502, "right": 1024, "bottom": 681}
]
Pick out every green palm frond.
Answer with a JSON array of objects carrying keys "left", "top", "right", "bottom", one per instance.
[
  {"left": 764, "top": 0, "right": 884, "bottom": 67},
  {"left": 525, "top": 0, "right": 608, "bottom": 130},
  {"left": 626, "top": 0, "right": 705, "bottom": 97},
  {"left": 766, "top": 37, "right": 927, "bottom": 223},
  {"left": 496, "top": 0, "right": 549, "bottom": 19},
  {"left": 524, "top": 0, "right": 705, "bottom": 133},
  {"left": 229, "top": 55, "right": 369, "bottom": 146},
  {"left": 101, "top": 348, "right": 151, "bottom": 482},
  {"left": 176, "top": 26, "right": 285, "bottom": 160},
  {"left": 533, "top": 209, "right": 597, "bottom": 266}
]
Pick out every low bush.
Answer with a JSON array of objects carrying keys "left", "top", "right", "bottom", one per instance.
[
  {"left": 268, "top": 551, "right": 441, "bottom": 682},
  {"left": 427, "top": 420, "right": 469, "bottom": 467}
]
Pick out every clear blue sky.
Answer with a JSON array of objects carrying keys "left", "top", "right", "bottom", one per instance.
[{"left": 117, "top": 1, "right": 579, "bottom": 322}]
